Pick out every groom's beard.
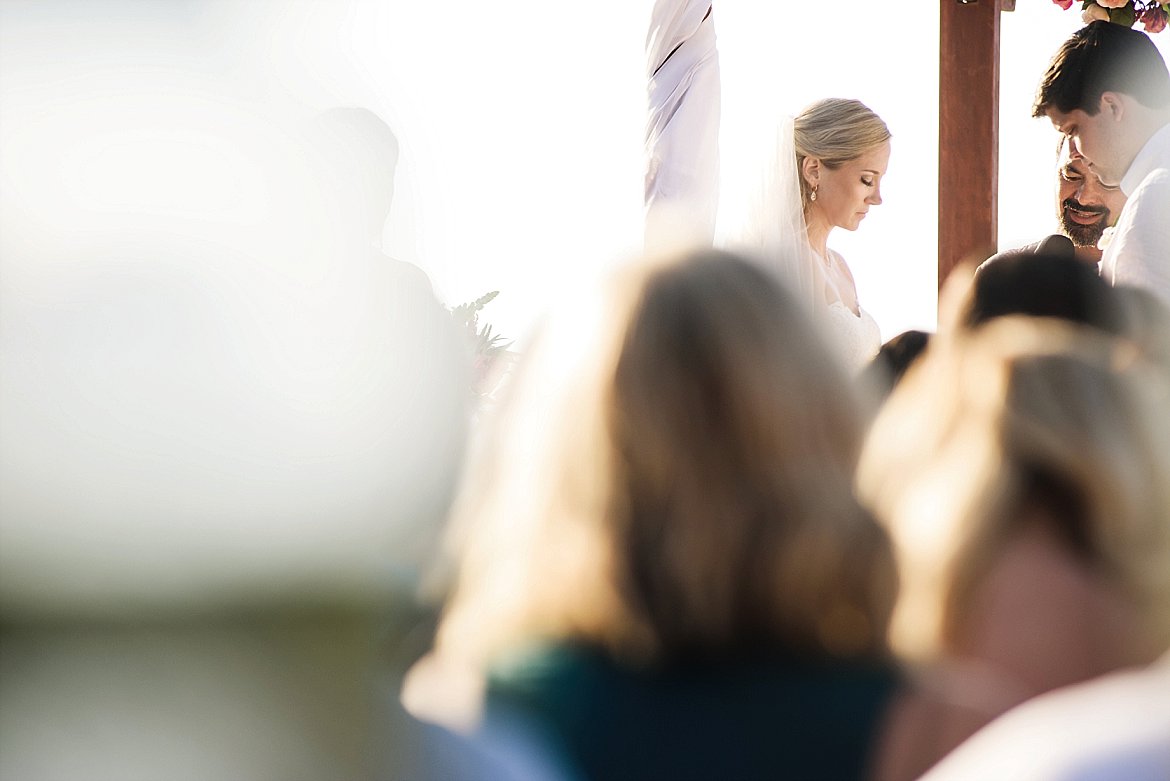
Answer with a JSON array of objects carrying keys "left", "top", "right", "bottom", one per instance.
[{"left": 1059, "top": 197, "right": 1110, "bottom": 248}]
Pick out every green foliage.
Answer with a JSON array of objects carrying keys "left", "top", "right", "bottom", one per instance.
[
  {"left": 450, "top": 290, "right": 499, "bottom": 328},
  {"left": 450, "top": 290, "right": 515, "bottom": 400},
  {"left": 1110, "top": 4, "right": 1138, "bottom": 27},
  {"left": 451, "top": 290, "right": 511, "bottom": 358}
]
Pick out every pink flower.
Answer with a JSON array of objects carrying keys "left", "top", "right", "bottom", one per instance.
[
  {"left": 1140, "top": 6, "right": 1169, "bottom": 33},
  {"left": 1083, "top": 3, "right": 1112, "bottom": 22},
  {"left": 1052, "top": 0, "right": 1074, "bottom": 8},
  {"left": 1095, "top": 0, "right": 1129, "bottom": 8}
]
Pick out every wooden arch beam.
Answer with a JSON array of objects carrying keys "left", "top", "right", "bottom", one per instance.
[{"left": 939, "top": 0, "right": 1005, "bottom": 288}]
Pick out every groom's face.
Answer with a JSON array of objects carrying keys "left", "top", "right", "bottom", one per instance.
[{"left": 1046, "top": 101, "right": 1125, "bottom": 186}]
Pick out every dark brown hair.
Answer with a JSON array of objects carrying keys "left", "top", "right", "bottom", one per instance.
[{"left": 1033, "top": 21, "right": 1170, "bottom": 117}]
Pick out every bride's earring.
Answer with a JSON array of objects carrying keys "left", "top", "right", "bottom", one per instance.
[{"left": 810, "top": 184, "right": 818, "bottom": 202}]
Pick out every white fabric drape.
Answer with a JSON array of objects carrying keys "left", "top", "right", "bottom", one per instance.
[
  {"left": 642, "top": 0, "right": 827, "bottom": 316},
  {"left": 643, "top": 0, "right": 720, "bottom": 253},
  {"left": 733, "top": 113, "right": 829, "bottom": 313}
]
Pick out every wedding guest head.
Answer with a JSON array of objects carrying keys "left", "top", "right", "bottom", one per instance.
[
  {"left": 861, "top": 318, "right": 1170, "bottom": 664},
  {"left": 435, "top": 247, "right": 892, "bottom": 666},
  {"left": 859, "top": 317, "right": 1170, "bottom": 709},
  {"left": 405, "top": 248, "right": 900, "bottom": 779},
  {"left": 1033, "top": 20, "right": 1170, "bottom": 187},
  {"left": 860, "top": 329, "right": 932, "bottom": 405},
  {"left": 962, "top": 250, "right": 1126, "bottom": 335},
  {"left": 0, "top": 93, "right": 467, "bottom": 778},
  {"left": 306, "top": 106, "right": 401, "bottom": 248},
  {"left": 795, "top": 98, "right": 891, "bottom": 229},
  {"left": 1055, "top": 136, "right": 1127, "bottom": 262}
]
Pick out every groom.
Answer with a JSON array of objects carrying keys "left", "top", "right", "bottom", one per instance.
[{"left": 1033, "top": 20, "right": 1170, "bottom": 303}]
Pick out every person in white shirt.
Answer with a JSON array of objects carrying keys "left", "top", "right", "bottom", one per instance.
[
  {"left": 919, "top": 651, "right": 1170, "bottom": 781},
  {"left": 1034, "top": 20, "right": 1170, "bottom": 304}
]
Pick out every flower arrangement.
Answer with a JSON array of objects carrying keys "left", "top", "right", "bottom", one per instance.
[
  {"left": 450, "top": 290, "right": 515, "bottom": 400},
  {"left": 1053, "top": 0, "right": 1170, "bottom": 34}
]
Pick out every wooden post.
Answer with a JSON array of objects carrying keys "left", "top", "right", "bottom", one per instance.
[{"left": 939, "top": 0, "right": 1001, "bottom": 288}]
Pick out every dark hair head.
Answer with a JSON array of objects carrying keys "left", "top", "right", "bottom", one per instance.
[
  {"left": 965, "top": 250, "right": 1126, "bottom": 334},
  {"left": 1033, "top": 21, "right": 1170, "bottom": 117},
  {"left": 875, "top": 329, "right": 935, "bottom": 381},
  {"left": 859, "top": 329, "right": 932, "bottom": 410}
]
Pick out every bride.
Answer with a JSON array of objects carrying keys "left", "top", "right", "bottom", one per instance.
[{"left": 644, "top": 0, "right": 889, "bottom": 368}]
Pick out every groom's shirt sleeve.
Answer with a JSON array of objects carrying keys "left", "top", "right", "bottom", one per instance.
[{"left": 1101, "top": 167, "right": 1170, "bottom": 307}]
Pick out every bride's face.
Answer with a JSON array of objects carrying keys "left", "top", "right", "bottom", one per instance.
[{"left": 811, "top": 141, "right": 890, "bottom": 232}]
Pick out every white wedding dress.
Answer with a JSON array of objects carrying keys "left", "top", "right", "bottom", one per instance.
[
  {"left": 643, "top": 0, "right": 881, "bottom": 371},
  {"left": 827, "top": 302, "right": 882, "bottom": 369},
  {"left": 815, "top": 247, "right": 881, "bottom": 369}
]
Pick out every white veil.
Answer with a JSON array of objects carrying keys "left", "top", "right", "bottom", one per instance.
[
  {"left": 641, "top": 0, "right": 833, "bottom": 316},
  {"left": 731, "top": 113, "right": 830, "bottom": 315}
]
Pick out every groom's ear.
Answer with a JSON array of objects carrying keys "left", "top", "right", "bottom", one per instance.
[
  {"left": 1099, "top": 92, "right": 1125, "bottom": 122},
  {"left": 801, "top": 156, "right": 821, "bottom": 185}
]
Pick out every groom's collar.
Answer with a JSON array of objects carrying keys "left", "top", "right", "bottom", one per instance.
[{"left": 1120, "top": 121, "right": 1170, "bottom": 197}]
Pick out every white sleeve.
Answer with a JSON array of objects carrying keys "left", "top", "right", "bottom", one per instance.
[
  {"left": 1101, "top": 169, "right": 1170, "bottom": 307},
  {"left": 643, "top": 0, "right": 720, "bottom": 253}
]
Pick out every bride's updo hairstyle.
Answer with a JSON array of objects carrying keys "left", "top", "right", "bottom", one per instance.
[{"left": 794, "top": 98, "right": 890, "bottom": 208}]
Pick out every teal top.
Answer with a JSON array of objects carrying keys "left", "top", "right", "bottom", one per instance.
[{"left": 485, "top": 644, "right": 901, "bottom": 781}]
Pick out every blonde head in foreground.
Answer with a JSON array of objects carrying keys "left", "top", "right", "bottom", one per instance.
[
  {"left": 432, "top": 249, "right": 896, "bottom": 684},
  {"left": 858, "top": 317, "right": 1170, "bottom": 662}
]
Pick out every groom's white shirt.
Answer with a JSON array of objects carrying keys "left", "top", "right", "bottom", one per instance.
[{"left": 1100, "top": 121, "right": 1170, "bottom": 305}]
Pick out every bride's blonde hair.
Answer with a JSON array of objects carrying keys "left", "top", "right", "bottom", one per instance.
[{"left": 794, "top": 98, "right": 890, "bottom": 208}]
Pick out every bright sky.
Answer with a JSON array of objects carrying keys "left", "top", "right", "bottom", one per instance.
[
  {"left": 370, "top": 2, "right": 1170, "bottom": 346},
  {"left": 3, "top": 0, "right": 1169, "bottom": 605},
  {"left": 2, "top": 1, "right": 1168, "bottom": 347}
]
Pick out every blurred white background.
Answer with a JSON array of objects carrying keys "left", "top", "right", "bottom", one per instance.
[{"left": 4, "top": 2, "right": 1168, "bottom": 349}]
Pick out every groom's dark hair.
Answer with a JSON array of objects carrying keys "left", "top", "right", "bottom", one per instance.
[{"left": 1033, "top": 20, "right": 1170, "bottom": 117}]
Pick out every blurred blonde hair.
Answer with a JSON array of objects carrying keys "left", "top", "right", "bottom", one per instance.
[
  {"left": 434, "top": 249, "right": 896, "bottom": 671},
  {"left": 794, "top": 98, "right": 890, "bottom": 208},
  {"left": 858, "top": 317, "right": 1170, "bottom": 660}
]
